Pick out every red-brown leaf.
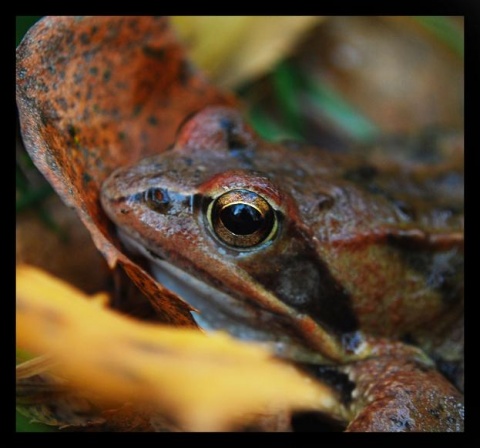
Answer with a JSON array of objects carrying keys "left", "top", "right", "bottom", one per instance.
[{"left": 16, "top": 16, "right": 239, "bottom": 326}]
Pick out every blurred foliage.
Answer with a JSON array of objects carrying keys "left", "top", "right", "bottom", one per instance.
[
  {"left": 16, "top": 265, "right": 343, "bottom": 431},
  {"left": 413, "top": 16, "right": 464, "bottom": 57},
  {"left": 16, "top": 16, "right": 42, "bottom": 46},
  {"left": 171, "top": 16, "right": 323, "bottom": 88},
  {"left": 16, "top": 411, "right": 55, "bottom": 432},
  {"left": 241, "top": 16, "right": 463, "bottom": 146}
]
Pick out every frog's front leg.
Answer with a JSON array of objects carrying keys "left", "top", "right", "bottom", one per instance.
[{"left": 343, "top": 355, "right": 464, "bottom": 432}]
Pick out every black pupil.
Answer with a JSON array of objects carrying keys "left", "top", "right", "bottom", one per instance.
[{"left": 220, "top": 203, "right": 263, "bottom": 235}]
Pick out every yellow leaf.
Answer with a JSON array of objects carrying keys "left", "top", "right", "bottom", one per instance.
[
  {"left": 16, "top": 265, "right": 345, "bottom": 431},
  {"left": 171, "top": 16, "right": 324, "bottom": 88}
]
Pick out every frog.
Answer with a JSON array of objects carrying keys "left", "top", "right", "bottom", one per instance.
[{"left": 100, "top": 106, "right": 464, "bottom": 432}]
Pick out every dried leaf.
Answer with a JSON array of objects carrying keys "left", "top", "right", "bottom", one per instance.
[
  {"left": 171, "top": 16, "right": 324, "bottom": 88},
  {"left": 16, "top": 16, "right": 238, "bottom": 327},
  {"left": 16, "top": 265, "right": 345, "bottom": 431},
  {"left": 16, "top": 355, "right": 58, "bottom": 380}
]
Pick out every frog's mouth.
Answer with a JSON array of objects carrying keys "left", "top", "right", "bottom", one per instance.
[
  {"left": 119, "top": 229, "right": 342, "bottom": 364},
  {"left": 150, "top": 258, "right": 341, "bottom": 364}
]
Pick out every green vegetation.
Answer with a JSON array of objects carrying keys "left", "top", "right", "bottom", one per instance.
[
  {"left": 16, "top": 16, "right": 42, "bottom": 46},
  {"left": 414, "top": 16, "right": 464, "bottom": 57}
]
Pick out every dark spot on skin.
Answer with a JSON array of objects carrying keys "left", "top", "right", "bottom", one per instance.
[
  {"left": 300, "top": 364, "right": 355, "bottom": 405},
  {"left": 133, "top": 104, "right": 143, "bottom": 117},
  {"left": 219, "top": 118, "right": 234, "bottom": 141},
  {"left": 79, "top": 32, "right": 90, "bottom": 45},
  {"left": 148, "top": 115, "right": 158, "bottom": 126},
  {"left": 153, "top": 17, "right": 168, "bottom": 30},
  {"left": 35, "top": 80, "right": 50, "bottom": 93},
  {"left": 103, "top": 69, "right": 111, "bottom": 82},
  {"left": 127, "top": 18, "right": 139, "bottom": 32},
  {"left": 446, "top": 415, "right": 456, "bottom": 425},
  {"left": 89, "top": 66, "right": 98, "bottom": 76},
  {"left": 343, "top": 164, "right": 394, "bottom": 198},
  {"left": 85, "top": 84, "right": 93, "bottom": 101},
  {"left": 118, "top": 131, "right": 126, "bottom": 141},
  {"left": 82, "top": 51, "right": 94, "bottom": 62},
  {"left": 65, "top": 30, "right": 74, "bottom": 45},
  {"left": 142, "top": 45, "right": 166, "bottom": 60},
  {"left": 429, "top": 406, "right": 441, "bottom": 419},
  {"left": 73, "top": 72, "right": 83, "bottom": 84},
  {"left": 67, "top": 124, "right": 77, "bottom": 139},
  {"left": 57, "top": 55, "right": 67, "bottom": 65},
  {"left": 82, "top": 173, "right": 92, "bottom": 184},
  {"left": 388, "top": 413, "right": 414, "bottom": 431},
  {"left": 56, "top": 97, "right": 68, "bottom": 112}
]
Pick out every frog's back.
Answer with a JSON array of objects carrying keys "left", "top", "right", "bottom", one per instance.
[{"left": 265, "top": 134, "right": 463, "bottom": 341}]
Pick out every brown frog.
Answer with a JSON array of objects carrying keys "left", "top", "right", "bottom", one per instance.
[{"left": 101, "top": 107, "right": 464, "bottom": 431}]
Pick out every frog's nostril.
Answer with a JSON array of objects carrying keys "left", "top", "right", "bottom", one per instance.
[{"left": 144, "top": 187, "right": 171, "bottom": 213}]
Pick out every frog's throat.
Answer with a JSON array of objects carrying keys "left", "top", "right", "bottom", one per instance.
[
  {"left": 149, "top": 258, "right": 335, "bottom": 364},
  {"left": 118, "top": 230, "right": 369, "bottom": 365}
]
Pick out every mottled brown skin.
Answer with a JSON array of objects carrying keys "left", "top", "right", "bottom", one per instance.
[
  {"left": 101, "top": 107, "right": 463, "bottom": 431},
  {"left": 16, "top": 16, "right": 237, "bottom": 326},
  {"left": 344, "top": 356, "right": 463, "bottom": 432}
]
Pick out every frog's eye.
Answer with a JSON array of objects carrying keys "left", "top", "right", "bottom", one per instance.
[{"left": 208, "top": 189, "right": 277, "bottom": 248}]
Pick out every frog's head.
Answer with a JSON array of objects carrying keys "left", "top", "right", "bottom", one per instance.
[{"left": 101, "top": 107, "right": 367, "bottom": 363}]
